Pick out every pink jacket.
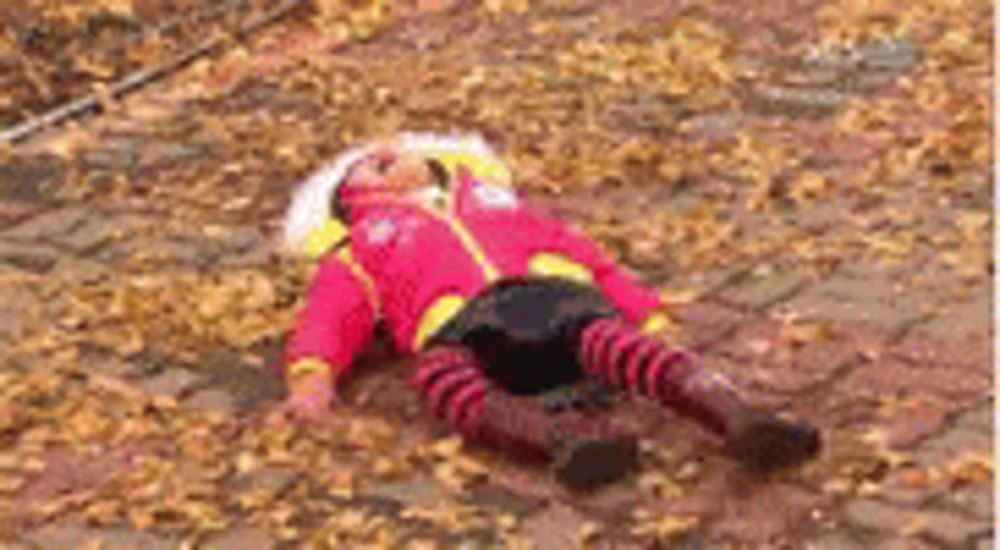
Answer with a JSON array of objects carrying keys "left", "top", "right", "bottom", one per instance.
[{"left": 283, "top": 172, "right": 662, "bottom": 377}]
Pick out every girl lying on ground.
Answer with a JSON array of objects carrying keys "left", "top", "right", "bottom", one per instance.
[{"left": 277, "top": 132, "right": 821, "bottom": 488}]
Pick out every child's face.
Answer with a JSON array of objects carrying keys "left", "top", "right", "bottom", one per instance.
[{"left": 345, "top": 147, "right": 434, "bottom": 194}]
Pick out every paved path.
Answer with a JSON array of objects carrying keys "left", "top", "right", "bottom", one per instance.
[{"left": 0, "top": 0, "right": 991, "bottom": 548}]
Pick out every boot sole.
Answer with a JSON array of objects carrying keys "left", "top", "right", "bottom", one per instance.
[
  {"left": 726, "top": 417, "right": 822, "bottom": 471},
  {"left": 553, "top": 436, "right": 638, "bottom": 489}
]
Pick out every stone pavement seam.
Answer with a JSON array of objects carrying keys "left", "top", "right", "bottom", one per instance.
[{"left": 886, "top": 313, "right": 939, "bottom": 346}]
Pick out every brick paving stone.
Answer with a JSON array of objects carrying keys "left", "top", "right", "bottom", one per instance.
[
  {"left": 79, "top": 351, "right": 140, "bottom": 379},
  {"left": 810, "top": 389, "right": 881, "bottom": 432},
  {"left": 85, "top": 528, "right": 182, "bottom": 550},
  {"left": 0, "top": 201, "right": 48, "bottom": 230},
  {"left": 0, "top": 154, "right": 65, "bottom": 207},
  {"left": 51, "top": 216, "right": 118, "bottom": 252},
  {"left": 652, "top": 472, "right": 828, "bottom": 546},
  {"left": 878, "top": 463, "right": 990, "bottom": 515},
  {"left": 477, "top": 456, "right": 562, "bottom": 504},
  {"left": 946, "top": 485, "right": 993, "bottom": 523},
  {"left": 780, "top": 286, "right": 919, "bottom": 334},
  {"left": 192, "top": 349, "right": 287, "bottom": 411},
  {"left": 914, "top": 295, "right": 989, "bottom": 341},
  {"left": 209, "top": 225, "right": 265, "bottom": 253},
  {"left": 518, "top": 502, "right": 590, "bottom": 550},
  {"left": 883, "top": 400, "right": 994, "bottom": 520},
  {"left": 878, "top": 470, "right": 947, "bottom": 508},
  {"left": 843, "top": 499, "right": 988, "bottom": 547},
  {"left": 669, "top": 301, "right": 746, "bottom": 351},
  {"left": 217, "top": 246, "right": 274, "bottom": 269},
  {"left": 834, "top": 358, "right": 990, "bottom": 405},
  {"left": 23, "top": 523, "right": 177, "bottom": 550},
  {"left": 716, "top": 264, "right": 812, "bottom": 312},
  {"left": 876, "top": 536, "right": 935, "bottom": 550},
  {"left": 713, "top": 485, "right": 827, "bottom": 545},
  {"left": 0, "top": 287, "right": 35, "bottom": 342},
  {"left": 51, "top": 257, "right": 110, "bottom": 284},
  {"left": 0, "top": 241, "right": 58, "bottom": 274},
  {"left": 802, "top": 531, "right": 864, "bottom": 550},
  {"left": 1, "top": 207, "right": 88, "bottom": 241},
  {"left": 21, "top": 524, "right": 95, "bottom": 549},
  {"left": 784, "top": 199, "right": 855, "bottom": 235},
  {"left": 891, "top": 330, "right": 990, "bottom": 379},
  {"left": 136, "top": 368, "right": 200, "bottom": 399},
  {"left": 829, "top": 360, "right": 989, "bottom": 451},
  {"left": 184, "top": 388, "right": 237, "bottom": 413},
  {"left": 658, "top": 263, "right": 753, "bottom": 300},
  {"left": 951, "top": 399, "right": 993, "bottom": 433},
  {"left": 709, "top": 318, "right": 884, "bottom": 394},
  {"left": 742, "top": 84, "right": 849, "bottom": 119},
  {"left": 203, "top": 526, "right": 276, "bottom": 550},
  {"left": 78, "top": 137, "right": 144, "bottom": 172},
  {"left": 779, "top": 264, "right": 931, "bottom": 334},
  {"left": 116, "top": 239, "right": 206, "bottom": 267},
  {"left": 914, "top": 410, "right": 992, "bottom": 466},
  {"left": 572, "top": 478, "right": 645, "bottom": 520},
  {"left": 210, "top": 226, "right": 273, "bottom": 269},
  {"left": 842, "top": 499, "right": 912, "bottom": 534},
  {"left": 364, "top": 475, "right": 448, "bottom": 507},
  {"left": 914, "top": 509, "right": 990, "bottom": 547},
  {"left": 464, "top": 484, "right": 541, "bottom": 517},
  {"left": 232, "top": 467, "right": 295, "bottom": 498},
  {"left": 882, "top": 398, "right": 951, "bottom": 450}
]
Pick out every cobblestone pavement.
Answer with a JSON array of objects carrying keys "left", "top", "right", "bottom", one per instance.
[{"left": 0, "top": 0, "right": 992, "bottom": 548}]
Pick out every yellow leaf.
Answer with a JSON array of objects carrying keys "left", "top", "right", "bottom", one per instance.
[
  {"left": 430, "top": 436, "right": 463, "bottom": 459},
  {"left": 632, "top": 515, "right": 699, "bottom": 541},
  {"left": 0, "top": 474, "right": 25, "bottom": 494},
  {"left": 900, "top": 516, "right": 925, "bottom": 537},
  {"left": 580, "top": 521, "right": 602, "bottom": 543},
  {"left": 946, "top": 452, "right": 993, "bottom": 485}
]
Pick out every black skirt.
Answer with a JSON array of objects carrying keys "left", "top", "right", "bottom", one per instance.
[{"left": 429, "top": 278, "right": 616, "bottom": 395}]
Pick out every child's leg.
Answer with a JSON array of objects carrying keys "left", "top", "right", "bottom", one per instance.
[
  {"left": 410, "top": 346, "right": 491, "bottom": 440},
  {"left": 411, "top": 345, "right": 637, "bottom": 488},
  {"left": 576, "top": 318, "right": 821, "bottom": 470}
]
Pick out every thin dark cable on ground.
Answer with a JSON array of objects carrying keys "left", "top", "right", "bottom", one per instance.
[{"left": 0, "top": 0, "right": 306, "bottom": 146}]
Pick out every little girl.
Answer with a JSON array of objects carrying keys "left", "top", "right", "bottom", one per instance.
[{"left": 278, "top": 132, "right": 821, "bottom": 487}]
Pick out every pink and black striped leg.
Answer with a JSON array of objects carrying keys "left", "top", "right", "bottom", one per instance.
[
  {"left": 577, "top": 318, "right": 822, "bottom": 470},
  {"left": 410, "top": 345, "right": 609, "bottom": 455},
  {"left": 411, "top": 345, "right": 638, "bottom": 487},
  {"left": 578, "top": 318, "right": 731, "bottom": 435},
  {"left": 410, "top": 346, "right": 492, "bottom": 442}
]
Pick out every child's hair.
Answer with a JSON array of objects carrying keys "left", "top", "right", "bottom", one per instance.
[{"left": 282, "top": 132, "right": 508, "bottom": 255}]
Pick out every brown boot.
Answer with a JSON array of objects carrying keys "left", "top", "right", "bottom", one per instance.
[
  {"left": 479, "top": 391, "right": 638, "bottom": 489},
  {"left": 578, "top": 319, "right": 822, "bottom": 471},
  {"left": 680, "top": 370, "right": 822, "bottom": 471},
  {"left": 723, "top": 412, "right": 822, "bottom": 471}
]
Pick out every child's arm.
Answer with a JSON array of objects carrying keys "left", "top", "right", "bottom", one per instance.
[
  {"left": 280, "top": 250, "right": 379, "bottom": 416},
  {"left": 524, "top": 209, "right": 668, "bottom": 330},
  {"left": 456, "top": 167, "right": 669, "bottom": 333}
]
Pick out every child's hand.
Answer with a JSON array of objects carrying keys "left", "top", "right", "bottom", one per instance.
[
  {"left": 281, "top": 388, "right": 335, "bottom": 422},
  {"left": 274, "top": 359, "right": 341, "bottom": 424}
]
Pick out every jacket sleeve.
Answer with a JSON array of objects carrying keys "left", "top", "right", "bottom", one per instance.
[
  {"left": 281, "top": 252, "right": 378, "bottom": 380},
  {"left": 526, "top": 208, "right": 662, "bottom": 324}
]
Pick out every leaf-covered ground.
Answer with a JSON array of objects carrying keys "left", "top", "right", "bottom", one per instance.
[{"left": 0, "top": 0, "right": 992, "bottom": 548}]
